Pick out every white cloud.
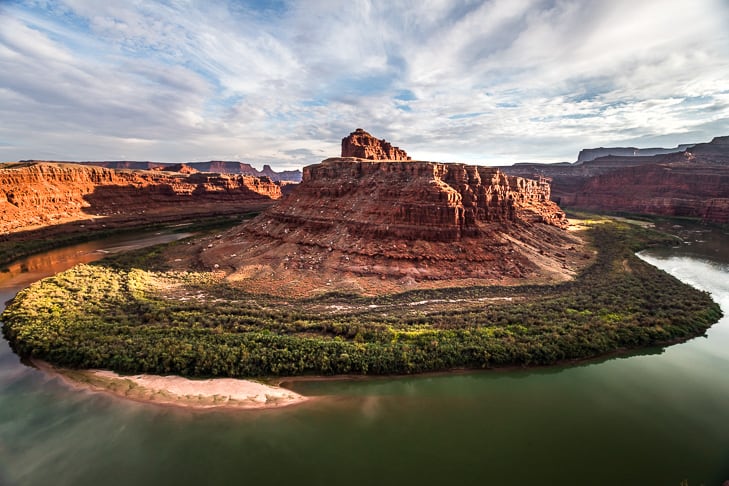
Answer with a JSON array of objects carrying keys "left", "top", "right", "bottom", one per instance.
[{"left": 0, "top": 0, "right": 728, "bottom": 169}]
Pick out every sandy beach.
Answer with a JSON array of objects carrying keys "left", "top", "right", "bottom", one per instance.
[{"left": 34, "top": 361, "right": 308, "bottom": 410}]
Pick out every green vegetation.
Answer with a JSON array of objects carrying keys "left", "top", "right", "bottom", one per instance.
[
  {"left": 1, "top": 220, "right": 722, "bottom": 378},
  {"left": 565, "top": 208, "right": 729, "bottom": 230}
]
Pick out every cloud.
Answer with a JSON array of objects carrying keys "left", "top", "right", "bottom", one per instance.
[{"left": 0, "top": 0, "right": 728, "bottom": 169}]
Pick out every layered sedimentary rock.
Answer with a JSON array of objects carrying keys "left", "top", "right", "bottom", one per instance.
[
  {"left": 341, "top": 129, "right": 411, "bottom": 160},
  {"left": 502, "top": 135, "right": 729, "bottom": 224},
  {"left": 561, "top": 160, "right": 729, "bottom": 221},
  {"left": 276, "top": 158, "right": 568, "bottom": 242},
  {"left": 0, "top": 162, "right": 281, "bottom": 234},
  {"left": 197, "top": 157, "right": 583, "bottom": 297}
]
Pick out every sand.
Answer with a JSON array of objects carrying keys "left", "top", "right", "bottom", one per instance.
[{"left": 34, "top": 361, "right": 308, "bottom": 410}]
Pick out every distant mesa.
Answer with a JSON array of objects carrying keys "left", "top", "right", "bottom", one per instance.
[
  {"left": 576, "top": 144, "right": 695, "bottom": 163},
  {"left": 194, "top": 130, "right": 583, "bottom": 297},
  {"left": 157, "top": 163, "right": 198, "bottom": 174},
  {"left": 78, "top": 160, "right": 302, "bottom": 182},
  {"left": 341, "top": 128, "right": 411, "bottom": 160}
]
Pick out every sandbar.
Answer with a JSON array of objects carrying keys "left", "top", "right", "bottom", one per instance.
[{"left": 34, "top": 361, "right": 308, "bottom": 410}]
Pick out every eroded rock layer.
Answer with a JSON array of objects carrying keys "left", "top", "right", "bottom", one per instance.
[
  {"left": 341, "top": 129, "right": 411, "bottom": 160},
  {"left": 196, "top": 158, "right": 584, "bottom": 297},
  {"left": 0, "top": 162, "right": 281, "bottom": 235},
  {"left": 276, "top": 158, "right": 567, "bottom": 241},
  {"left": 502, "top": 135, "right": 729, "bottom": 224}
]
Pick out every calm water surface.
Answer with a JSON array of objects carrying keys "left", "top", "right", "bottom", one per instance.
[{"left": 1, "top": 224, "right": 728, "bottom": 486}]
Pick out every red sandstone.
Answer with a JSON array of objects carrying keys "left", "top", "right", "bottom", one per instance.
[
  {"left": 0, "top": 162, "right": 281, "bottom": 236},
  {"left": 341, "top": 128, "right": 411, "bottom": 160},
  {"left": 193, "top": 156, "right": 584, "bottom": 297},
  {"left": 502, "top": 135, "right": 729, "bottom": 224}
]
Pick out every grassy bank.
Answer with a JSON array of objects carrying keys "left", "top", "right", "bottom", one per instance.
[{"left": 1, "top": 220, "right": 722, "bottom": 377}]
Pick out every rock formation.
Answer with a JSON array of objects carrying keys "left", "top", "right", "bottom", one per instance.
[
  {"left": 77, "top": 160, "right": 302, "bottom": 182},
  {"left": 278, "top": 159, "right": 568, "bottom": 242},
  {"left": 341, "top": 128, "right": 411, "bottom": 160},
  {"left": 502, "top": 135, "right": 729, "bottom": 224},
  {"left": 0, "top": 162, "right": 282, "bottom": 235},
  {"left": 194, "top": 147, "right": 584, "bottom": 297}
]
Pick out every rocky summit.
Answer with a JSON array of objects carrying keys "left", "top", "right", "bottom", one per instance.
[
  {"left": 341, "top": 128, "right": 411, "bottom": 160},
  {"left": 192, "top": 132, "right": 586, "bottom": 297}
]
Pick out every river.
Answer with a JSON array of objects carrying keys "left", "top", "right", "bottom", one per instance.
[{"left": 0, "top": 223, "right": 727, "bottom": 486}]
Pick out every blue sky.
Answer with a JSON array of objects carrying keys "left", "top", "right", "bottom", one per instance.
[{"left": 1, "top": 0, "right": 728, "bottom": 170}]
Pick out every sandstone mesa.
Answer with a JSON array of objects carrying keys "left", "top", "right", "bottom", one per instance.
[{"left": 188, "top": 130, "right": 585, "bottom": 297}]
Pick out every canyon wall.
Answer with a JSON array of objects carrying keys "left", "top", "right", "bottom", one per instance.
[
  {"left": 0, "top": 162, "right": 281, "bottom": 235},
  {"left": 560, "top": 162, "right": 729, "bottom": 220},
  {"left": 502, "top": 136, "right": 729, "bottom": 224}
]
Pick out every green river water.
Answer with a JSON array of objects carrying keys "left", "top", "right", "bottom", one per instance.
[{"left": 0, "top": 223, "right": 728, "bottom": 485}]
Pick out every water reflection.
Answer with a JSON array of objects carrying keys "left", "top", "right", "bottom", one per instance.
[
  {"left": 0, "top": 232, "right": 190, "bottom": 290},
  {"left": 651, "top": 220, "right": 729, "bottom": 264}
]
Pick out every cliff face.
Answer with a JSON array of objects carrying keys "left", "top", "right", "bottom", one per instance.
[
  {"left": 341, "top": 129, "right": 411, "bottom": 160},
  {"left": 502, "top": 135, "right": 729, "bottom": 224},
  {"left": 561, "top": 161, "right": 729, "bottom": 220},
  {"left": 0, "top": 162, "right": 281, "bottom": 234},
  {"left": 197, "top": 157, "right": 584, "bottom": 297},
  {"left": 278, "top": 158, "right": 567, "bottom": 242}
]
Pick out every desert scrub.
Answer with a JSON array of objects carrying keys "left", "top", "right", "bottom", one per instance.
[{"left": 1, "top": 220, "right": 722, "bottom": 377}]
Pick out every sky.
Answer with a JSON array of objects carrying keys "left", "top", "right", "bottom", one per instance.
[{"left": 1, "top": 0, "right": 728, "bottom": 170}]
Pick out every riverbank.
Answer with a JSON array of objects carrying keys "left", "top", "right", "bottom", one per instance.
[
  {"left": 3, "top": 219, "right": 721, "bottom": 378},
  {"left": 34, "top": 361, "right": 308, "bottom": 410}
]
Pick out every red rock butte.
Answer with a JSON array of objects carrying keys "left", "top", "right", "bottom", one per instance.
[
  {"left": 341, "top": 128, "right": 411, "bottom": 160},
  {"left": 195, "top": 132, "right": 586, "bottom": 297}
]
